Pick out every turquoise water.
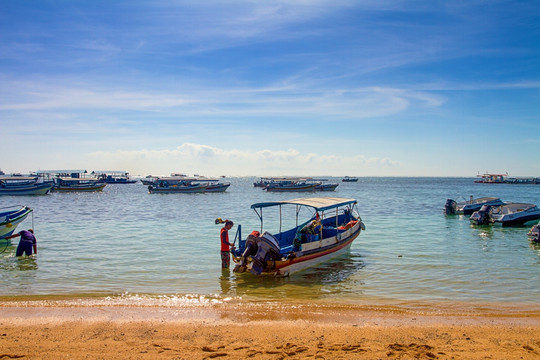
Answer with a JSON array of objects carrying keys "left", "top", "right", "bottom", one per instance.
[{"left": 1, "top": 177, "right": 539, "bottom": 306}]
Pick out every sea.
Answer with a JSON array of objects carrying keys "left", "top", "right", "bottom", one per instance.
[{"left": 1, "top": 177, "right": 539, "bottom": 310}]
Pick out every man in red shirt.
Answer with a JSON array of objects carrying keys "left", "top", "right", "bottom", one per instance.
[{"left": 220, "top": 220, "right": 234, "bottom": 269}]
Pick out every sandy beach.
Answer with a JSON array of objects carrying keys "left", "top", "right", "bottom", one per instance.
[{"left": 1, "top": 299, "right": 539, "bottom": 359}]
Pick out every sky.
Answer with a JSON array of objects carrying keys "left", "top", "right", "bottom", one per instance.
[{"left": 1, "top": 0, "right": 539, "bottom": 177}]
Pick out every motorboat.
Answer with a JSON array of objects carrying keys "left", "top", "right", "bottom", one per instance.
[
  {"left": 0, "top": 206, "right": 32, "bottom": 239},
  {"left": 474, "top": 172, "right": 508, "bottom": 183},
  {"left": 93, "top": 171, "right": 137, "bottom": 184},
  {"left": 314, "top": 182, "right": 339, "bottom": 191},
  {"left": 231, "top": 197, "right": 365, "bottom": 277},
  {"left": 53, "top": 177, "right": 106, "bottom": 192},
  {"left": 470, "top": 203, "right": 540, "bottom": 226},
  {"left": 528, "top": 222, "right": 540, "bottom": 243},
  {"left": 148, "top": 177, "right": 207, "bottom": 193},
  {"left": 0, "top": 176, "right": 53, "bottom": 195},
  {"left": 342, "top": 176, "right": 359, "bottom": 182},
  {"left": 204, "top": 182, "right": 231, "bottom": 192},
  {"left": 264, "top": 181, "right": 317, "bottom": 192},
  {"left": 444, "top": 197, "right": 505, "bottom": 215}
]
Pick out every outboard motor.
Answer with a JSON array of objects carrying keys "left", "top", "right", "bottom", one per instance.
[
  {"left": 233, "top": 234, "right": 259, "bottom": 273},
  {"left": 470, "top": 205, "right": 493, "bottom": 225},
  {"left": 444, "top": 199, "right": 457, "bottom": 215},
  {"left": 528, "top": 224, "right": 540, "bottom": 243},
  {"left": 250, "top": 232, "right": 281, "bottom": 275}
]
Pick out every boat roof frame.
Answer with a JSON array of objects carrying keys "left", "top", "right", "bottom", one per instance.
[{"left": 251, "top": 197, "right": 357, "bottom": 212}]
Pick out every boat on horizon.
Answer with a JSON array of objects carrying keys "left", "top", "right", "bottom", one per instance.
[
  {"left": 470, "top": 203, "right": 540, "bottom": 226},
  {"left": 93, "top": 171, "right": 137, "bottom": 184},
  {"left": 0, "top": 176, "right": 53, "bottom": 196},
  {"left": 231, "top": 197, "right": 365, "bottom": 277},
  {"left": 0, "top": 205, "right": 33, "bottom": 239},
  {"left": 342, "top": 176, "right": 359, "bottom": 182},
  {"left": 474, "top": 172, "right": 508, "bottom": 183}
]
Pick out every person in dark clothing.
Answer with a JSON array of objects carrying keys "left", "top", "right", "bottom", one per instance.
[{"left": 6, "top": 229, "right": 37, "bottom": 256}]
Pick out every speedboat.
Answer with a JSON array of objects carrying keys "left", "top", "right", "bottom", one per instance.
[
  {"left": 342, "top": 176, "right": 359, "bottom": 182},
  {"left": 528, "top": 222, "right": 540, "bottom": 243},
  {"left": 231, "top": 197, "right": 365, "bottom": 277},
  {"left": 314, "top": 182, "right": 339, "bottom": 191},
  {"left": 470, "top": 203, "right": 540, "bottom": 226},
  {"left": 444, "top": 197, "right": 505, "bottom": 215},
  {"left": 0, "top": 206, "right": 32, "bottom": 239},
  {"left": 0, "top": 176, "right": 53, "bottom": 196}
]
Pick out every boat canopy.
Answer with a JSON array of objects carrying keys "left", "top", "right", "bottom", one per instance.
[{"left": 251, "top": 197, "right": 357, "bottom": 212}]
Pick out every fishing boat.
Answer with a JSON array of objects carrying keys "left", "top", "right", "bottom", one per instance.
[
  {"left": 470, "top": 203, "right": 540, "bottom": 226},
  {"left": 0, "top": 176, "right": 53, "bottom": 195},
  {"left": 93, "top": 171, "right": 137, "bottom": 184},
  {"left": 204, "top": 182, "right": 231, "bottom": 192},
  {"left": 314, "top": 182, "right": 339, "bottom": 191},
  {"left": 264, "top": 180, "right": 317, "bottom": 192},
  {"left": 231, "top": 197, "right": 365, "bottom": 277},
  {"left": 147, "top": 177, "right": 207, "bottom": 193},
  {"left": 53, "top": 177, "right": 106, "bottom": 192},
  {"left": 140, "top": 175, "right": 158, "bottom": 185},
  {"left": 444, "top": 196, "right": 505, "bottom": 215},
  {"left": 0, "top": 206, "right": 32, "bottom": 239}
]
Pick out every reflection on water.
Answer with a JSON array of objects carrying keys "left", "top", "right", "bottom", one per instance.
[{"left": 220, "top": 250, "right": 366, "bottom": 300}]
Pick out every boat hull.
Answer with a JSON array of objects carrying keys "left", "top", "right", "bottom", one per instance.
[
  {"left": 54, "top": 184, "right": 106, "bottom": 192},
  {"left": 204, "top": 183, "right": 231, "bottom": 192},
  {"left": 273, "top": 227, "right": 360, "bottom": 276},
  {"left": 0, "top": 206, "right": 32, "bottom": 239},
  {"left": 265, "top": 184, "right": 316, "bottom": 192},
  {"left": 148, "top": 185, "right": 206, "bottom": 193},
  {"left": 0, "top": 183, "right": 52, "bottom": 196}
]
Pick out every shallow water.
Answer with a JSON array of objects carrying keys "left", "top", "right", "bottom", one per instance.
[{"left": 1, "top": 177, "right": 539, "bottom": 307}]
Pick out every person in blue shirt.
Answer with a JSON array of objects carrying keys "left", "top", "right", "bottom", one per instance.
[{"left": 6, "top": 229, "right": 37, "bottom": 256}]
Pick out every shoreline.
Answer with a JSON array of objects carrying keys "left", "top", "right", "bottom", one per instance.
[{"left": 1, "top": 299, "right": 539, "bottom": 359}]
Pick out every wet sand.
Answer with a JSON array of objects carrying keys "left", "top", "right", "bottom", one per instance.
[{"left": 1, "top": 299, "right": 540, "bottom": 359}]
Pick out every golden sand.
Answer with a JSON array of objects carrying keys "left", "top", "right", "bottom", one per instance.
[{"left": 1, "top": 299, "right": 539, "bottom": 359}]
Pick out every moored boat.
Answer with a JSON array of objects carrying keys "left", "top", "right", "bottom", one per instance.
[
  {"left": 444, "top": 196, "right": 505, "bottom": 215},
  {"left": 0, "top": 205, "right": 33, "bottom": 239},
  {"left": 53, "top": 178, "right": 106, "bottom": 192},
  {"left": 0, "top": 176, "right": 53, "bottom": 196},
  {"left": 231, "top": 197, "right": 365, "bottom": 277},
  {"left": 314, "top": 182, "right": 339, "bottom": 191},
  {"left": 93, "top": 171, "right": 137, "bottom": 184},
  {"left": 474, "top": 172, "right": 508, "bottom": 183},
  {"left": 204, "top": 182, "right": 231, "bottom": 192},
  {"left": 470, "top": 203, "right": 540, "bottom": 226},
  {"left": 342, "top": 176, "right": 359, "bottom": 182}
]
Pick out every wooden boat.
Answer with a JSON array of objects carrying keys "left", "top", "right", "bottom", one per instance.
[
  {"left": 204, "top": 182, "right": 231, "bottom": 192},
  {"left": 53, "top": 177, "right": 106, "bottom": 192},
  {"left": 231, "top": 197, "right": 365, "bottom": 277},
  {"left": 0, "top": 206, "right": 32, "bottom": 239},
  {"left": 444, "top": 196, "right": 505, "bottom": 215},
  {"left": 0, "top": 176, "right": 52, "bottom": 195},
  {"left": 93, "top": 171, "right": 137, "bottom": 184},
  {"left": 147, "top": 177, "right": 207, "bottom": 193}
]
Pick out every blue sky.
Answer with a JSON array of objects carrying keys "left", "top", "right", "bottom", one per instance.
[{"left": 1, "top": 1, "right": 539, "bottom": 177}]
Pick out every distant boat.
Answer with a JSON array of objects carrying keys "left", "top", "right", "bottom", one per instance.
[
  {"left": 342, "top": 176, "right": 359, "bottom": 182},
  {"left": 53, "top": 177, "right": 106, "bottom": 192},
  {"left": 314, "top": 182, "right": 339, "bottom": 191},
  {"left": 93, "top": 171, "right": 137, "bottom": 184},
  {"left": 264, "top": 181, "right": 317, "bottom": 192},
  {"left": 0, "top": 176, "right": 52, "bottom": 196},
  {"left": 470, "top": 203, "right": 540, "bottom": 226},
  {"left": 147, "top": 176, "right": 230, "bottom": 193},
  {"left": 444, "top": 197, "right": 505, "bottom": 215},
  {"left": 474, "top": 172, "right": 507, "bottom": 183},
  {"left": 204, "top": 182, "right": 231, "bottom": 192},
  {"left": 0, "top": 205, "right": 32, "bottom": 239}
]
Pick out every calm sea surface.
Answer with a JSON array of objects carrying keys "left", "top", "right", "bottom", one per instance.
[{"left": 1, "top": 177, "right": 539, "bottom": 307}]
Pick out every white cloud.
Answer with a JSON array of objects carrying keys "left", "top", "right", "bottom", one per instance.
[{"left": 89, "top": 142, "right": 401, "bottom": 176}]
